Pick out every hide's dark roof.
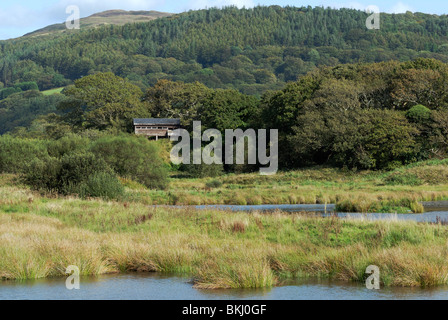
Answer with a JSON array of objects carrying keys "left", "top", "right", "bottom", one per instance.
[{"left": 134, "top": 118, "right": 181, "bottom": 125}]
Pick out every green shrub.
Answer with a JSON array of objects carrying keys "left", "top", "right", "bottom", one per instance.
[
  {"left": 410, "top": 201, "right": 425, "bottom": 214},
  {"left": 406, "top": 105, "right": 432, "bottom": 123},
  {"left": 14, "top": 82, "right": 39, "bottom": 92},
  {"left": 0, "top": 135, "right": 48, "bottom": 174},
  {"left": 181, "top": 151, "right": 224, "bottom": 178},
  {"left": 288, "top": 108, "right": 418, "bottom": 170},
  {"left": 59, "top": 151, "right": 112, "bottom": 191},
  {"left": 205, "top": 179, "right": 223, "bottom": 189},
  {"left": 362, "top": 110, "right": 418, "bottom": 170},
  {"left": 22, "top": 157, "right": 62, "bottom": 191},
  {"left": 90, "top": 135, "right": 169, "bottom": 190},
  {"left": 47, "top": 134, "right": 90, "bottom": 158},
  {"left": 78, "top": 172, "right": 124, "bottom": 200},
  {"left": 182, "top": 162, "right": 224, "bottom": 178},
  {"left": 384, "top": 172, "right": 423, "bottom": 186},
  {"left": 0, "top": 87, "right": 22, "bottom": 100},
  {"left": 23, "top": 150, "right": 116, "bottom": 196},
  {"left": 335, "top": 200, "right": 357, "bottom": 212},
  {"left": 220, "top": 137, "right": 259, "bottom": 174}
]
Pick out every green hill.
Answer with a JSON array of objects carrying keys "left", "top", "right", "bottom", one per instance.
[
  {"left": 23, "top": 10, "right": 172, "bottom": 37},
  {"left": 1, "top": 6, "right": 448, "bottom": 95}
]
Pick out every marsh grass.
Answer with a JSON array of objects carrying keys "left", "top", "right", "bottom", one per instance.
[
  {"left": 2, "top": 163, "right": 448, "bottom": 288},
  {"left": 194, "top": 250, "right": 276, "bottom": 289},
  {"left": 118, "top": 162, "right": 448, "bottom": 213},
  {"left": 3, "top": 180, "right": 448, "bottom": 289},
  {"left": 410, "top": 201, "right": 425, "bottom": 214}
]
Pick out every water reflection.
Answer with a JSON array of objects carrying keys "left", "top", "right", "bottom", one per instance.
[
  {"left": 194, "top": 203, "right": 448, "bottom": 223},
  {"left": 2, "top": 273, "right": 448, "bottom": 300}
]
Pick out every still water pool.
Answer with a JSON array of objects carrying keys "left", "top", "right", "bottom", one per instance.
[
  {"left": 2, "top": 273, "right": 448, "bottom": 300},
  {"left": 195, "top": 202, "right": 448, "bottom": 223}
]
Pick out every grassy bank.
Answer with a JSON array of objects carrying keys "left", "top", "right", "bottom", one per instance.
[
  {"left": 124, "top": 160, "right": 448, "bottom": 214},
  {"left": 2, "top": 174, "right": 448, "bottom": 288}
]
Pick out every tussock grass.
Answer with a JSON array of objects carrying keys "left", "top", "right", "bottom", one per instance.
[
  {"left": 194, "top": 248, "right": 276, "bottom": 289},
  {"left": 410, "top": 201, "right": 425, "bottom": 214},
  {"left": 225, "top": 194, "right": 247, "bottom": 205},
  {"left": 0, "top": 214, "right": 115, "bottom": 280},
  {"left": 246, "top": 195, "right": 263, "bottom": 205}
]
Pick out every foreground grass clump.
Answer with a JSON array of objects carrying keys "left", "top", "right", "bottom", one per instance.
[
  {"left": 2, "top": 178, "right": 448, "bottom": 288},
  {"left": 0, "top": 214, "right": 114, "bottom": 280}
]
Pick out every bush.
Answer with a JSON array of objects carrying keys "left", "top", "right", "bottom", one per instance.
[
  {"left": 15, "top": 82, "right": 39, "bottom": 92},
  {"left": 47, "top": 134, "right": 90, "bottom": 158},
  {"left": 23, "top": 157, "right": 62, "bottom": 191},
  {"left": 182, "top": 162, "right": 224, "bottom": 178},
  {"left": 205, "top": 179, "right": 223, "bottom": 189},
  {"left": 23, "top": 150, "right": 116, "bottom": 197},
  {"left": 59, "top": 151, "right": 113, "bottom": 191},
  {"left": 181, "top": 151, "right": 224, "bottom": 178},
  {"left": 90, "top": 135, "right": 169, "bottom": 189},
  {"left": 406, "top": 105, "right": 432, "bottom": 123},
  {"left": 78, "top": 172, "right": 124, "bottom": 200},
  {"left": 0, "top": 87, "right": 22, "bottom": 100},
  {"left": 0, "top": 135, "right": 48, "bottom": 174}
]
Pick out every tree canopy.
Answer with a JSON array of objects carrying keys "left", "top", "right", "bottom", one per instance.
[
  {"left": 60, "top": 72, "right": 148, "bottom": 131},
  {"left": 1, "top": 6, "right": 448, "bottom": 95}
]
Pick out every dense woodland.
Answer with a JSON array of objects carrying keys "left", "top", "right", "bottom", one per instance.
[
  {"left": 1, "top": 6, "right": 448, "bottom": 94},
  {"left": 1, "top": 6, "right": 448, "bottom": 197}
]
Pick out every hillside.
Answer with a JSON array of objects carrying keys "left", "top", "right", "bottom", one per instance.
[
  {"left": 23, "top": 10, "right": 172, "bottom": 37},
  {"left": 1, "top": 6, "right": 448, "bottom": 96}
]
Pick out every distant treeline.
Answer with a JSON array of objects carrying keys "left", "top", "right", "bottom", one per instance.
[
  {"left": 1, "top": 58, "right": 447, "bottom": 175},
  {"left": 1, "top": 58, "right": 448, "bottom": 198},
  {"left": 1, "top": 6, "right": 448, "bottom": 94}
]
